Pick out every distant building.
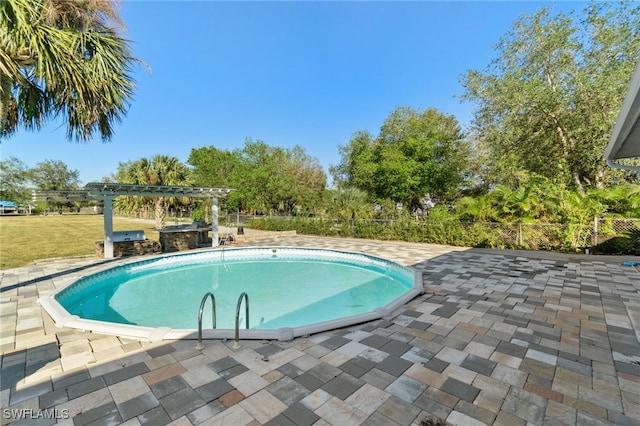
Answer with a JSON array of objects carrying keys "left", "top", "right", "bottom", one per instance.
[{"left": 0, "top": 200, "right": 18, "bottom": 215}]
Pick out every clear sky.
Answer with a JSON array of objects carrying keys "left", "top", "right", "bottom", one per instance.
[{"left": 2, "top": 1, "right": 586, "bottom": 186}]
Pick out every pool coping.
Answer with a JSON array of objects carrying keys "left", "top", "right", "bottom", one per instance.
[{"left": 38, "top": 246, "right": 424, "bottom": 342}]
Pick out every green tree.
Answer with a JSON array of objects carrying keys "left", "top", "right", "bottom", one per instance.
[
  {"left": 29, "top": 158, "right": 81, "bottom": 212},
  {"left": 333, "top": 106, "right": 470, "bottom": 211},
  {"left": 116, "top": 155, "right": 191, "bottom": 229},
  {"left": 233, "top": 140, "right": 289, "bottom": 213},
  {"left": 1, "top": 0, "right": 138, "bottom": 141},
  {"left": 189, "top": 140, "right": 326, "bottom": 215},
  {"left": 0, "top": 156, "right": 30, "bottom": 204},
  {"left": 188, "top": 145, "right": 243, "bottom": 214},
  {"left": 30, "top": 159, "right": 80, "bottom": 190},
  {"left": 277, "top": 145, "right": 326, "bottom": 214},
  {"left": 461, "top": 2, "right": 640, "bottom": 192},
  {"left": 188, "top": 146, "right": 240, "bottom": 188}
]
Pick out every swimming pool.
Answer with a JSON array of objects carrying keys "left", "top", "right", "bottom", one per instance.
[{"left": 39, "top": 247, "right": 422, "bottom": 342}]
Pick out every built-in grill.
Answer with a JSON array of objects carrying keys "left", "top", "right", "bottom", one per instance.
[{"left": 112, "top": 230, "right": 145, "bottom": 242}]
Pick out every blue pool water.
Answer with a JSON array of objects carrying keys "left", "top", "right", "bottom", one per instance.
[{"left": 56, "top": 248, "right": 415, "bottom": 331}]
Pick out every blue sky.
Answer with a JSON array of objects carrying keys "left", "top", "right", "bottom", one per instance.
[{"left": 2, "top": 1, "right": 586, "bottom": 186}]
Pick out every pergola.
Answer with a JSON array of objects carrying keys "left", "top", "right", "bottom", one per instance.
[
  {"left": 606, "top": 54, "right": 640, "bottom": 171},
  {"left": 34, "top": 182, "right": 234, "bottom": 258}
]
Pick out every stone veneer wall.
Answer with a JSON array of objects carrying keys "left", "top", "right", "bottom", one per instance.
[
  {"left": 95, "top": 239, "right": 162, "bottom": 257},
  {"left": 159, "top": 230, "right": 199, "bottom": 252}
]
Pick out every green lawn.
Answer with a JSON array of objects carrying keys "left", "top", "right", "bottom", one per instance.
[{"left": 0, "top": 215, "right": 160, "bottom": 270}]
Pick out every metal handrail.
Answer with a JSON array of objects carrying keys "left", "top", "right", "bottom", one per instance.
[
  {"left": 196, "top": 292, "right": 216, "bottom": 350},
  {"left": 233, "top": 292, "right": 249, "bottom": 349}
]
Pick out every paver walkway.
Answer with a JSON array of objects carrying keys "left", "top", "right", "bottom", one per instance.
[{"left": 1, "top": 235, "right": 639, "bottom": 425}]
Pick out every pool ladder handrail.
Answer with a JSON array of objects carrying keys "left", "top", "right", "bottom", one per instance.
[
  {"left": 196, "top": 292, "right": 216, "bottom": 350},
  {"left": 233, "top": 292, "right": 249, "bottom": 349}
]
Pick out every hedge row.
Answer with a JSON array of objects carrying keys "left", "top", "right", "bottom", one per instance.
[{"left": 248, "top": 217, "right": 638, "bottom": 255}]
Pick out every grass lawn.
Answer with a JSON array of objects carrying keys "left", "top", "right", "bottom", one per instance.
[{"left": 0, "top": 215, "right": 160, "bottom": 270}]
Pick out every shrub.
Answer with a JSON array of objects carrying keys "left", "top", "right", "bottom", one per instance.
[{"left": 246, "top": 217, "right": 639, "bottom": 255}]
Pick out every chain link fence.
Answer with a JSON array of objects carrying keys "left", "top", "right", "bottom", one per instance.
[
  {"left": 243, "top": 214, "right": 639, "bottom": 255},
  {"left": 113, "top": 210, "right": 638, "bottom": 254}
]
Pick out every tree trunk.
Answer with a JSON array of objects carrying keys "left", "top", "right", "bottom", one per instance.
[
  {"left": 154, "top": 196, "right": 166, "bottom": 229},
  {"left": 0, "top": 73, "right": 12, "bottom": 135},
  {"left": 594, "top": 167, "right": 605, "bottom": 189},
  {"left": 572, "top": 170, "right": 584, "bottom": 195},
  {"left": 554, "top": 122, "right": 585, "bottom": 195}
]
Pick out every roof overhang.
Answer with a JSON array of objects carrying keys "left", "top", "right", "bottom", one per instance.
[
  {"left": 34, "top": 182, "right": 235, "bottom": 202},
  {"left": 605, "top": 54, "right": 640, "bottom": 171}
]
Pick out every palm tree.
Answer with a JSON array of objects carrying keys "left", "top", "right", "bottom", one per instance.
[
  {"left": 1, "top": 0, "right": 138, "bottom": 141},
  {"left": 454, "top": 194, "right": 499, "bottom": 222},
  {"left": 118, "top": 155, "right": 191, "bottom": 229},
  {"left": 590, "top": 184, "right": 640, "bottom": 218},
  {"left": 327, "top": 188, "right": 372, "bottom": 222}
]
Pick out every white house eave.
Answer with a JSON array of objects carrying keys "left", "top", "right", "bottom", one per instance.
[{"left": 605, "top": 54, "right": 640, "bottom": 171}]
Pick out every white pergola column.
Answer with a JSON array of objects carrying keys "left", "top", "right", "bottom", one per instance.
[
  {"left": 103, "top": 195, "right": 115, "bottom": 258},
  {"left": 211, "top": 196, "right": 219, "bottom": 247}
]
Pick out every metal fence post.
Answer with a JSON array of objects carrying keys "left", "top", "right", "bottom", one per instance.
[{"left": 518, "top": 224, "right": 523, "bottom": 247}]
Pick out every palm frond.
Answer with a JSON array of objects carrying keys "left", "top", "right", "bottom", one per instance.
[{"left": 1, "top": 0, "right": 137, "bottom": 141}]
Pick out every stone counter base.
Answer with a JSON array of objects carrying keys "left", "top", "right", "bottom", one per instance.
[
  {"left": 159, "top": 230, "right": 199, "bottom": 252},
  {"left": 95, "top": 239, "right": 162, "bottom": 257}
]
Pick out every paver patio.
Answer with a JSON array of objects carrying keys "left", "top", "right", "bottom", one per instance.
[{"left": 1, "top": 234, "right": 639, "bottom": 425}]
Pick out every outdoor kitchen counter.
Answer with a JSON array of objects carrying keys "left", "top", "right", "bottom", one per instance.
[{"left": 158, "top": 224, "right": 211, "bottom": 252}]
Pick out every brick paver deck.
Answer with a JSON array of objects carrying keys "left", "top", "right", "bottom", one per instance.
[{"left": 1, "top": 234, "right": 639, "bottom": 425}]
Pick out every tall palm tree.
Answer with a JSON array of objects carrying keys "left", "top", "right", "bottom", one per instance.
[
  {"left": 1, "top": 0, "right": 137, "bottom": 141},
  {"left": 119, "top": 155, "right": 191, "bottom": 229}
]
